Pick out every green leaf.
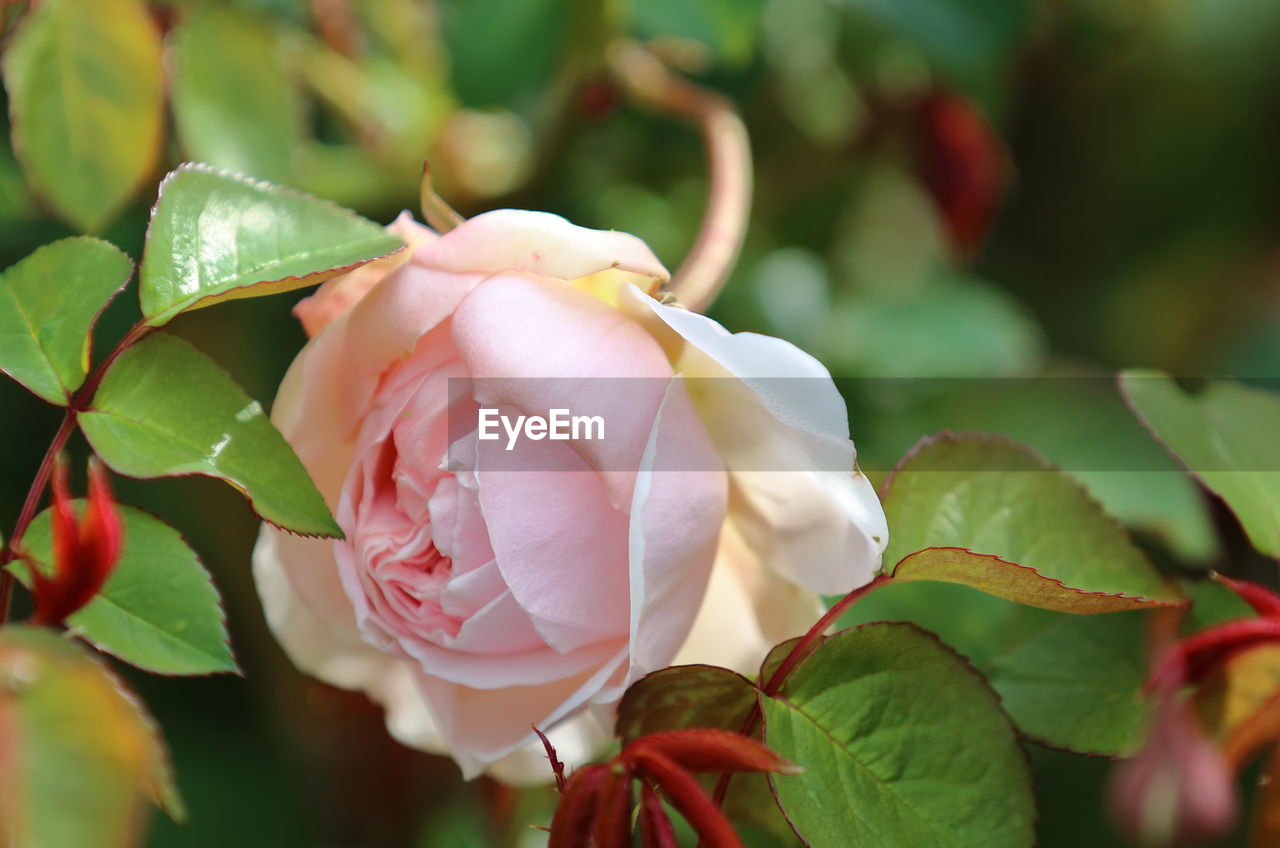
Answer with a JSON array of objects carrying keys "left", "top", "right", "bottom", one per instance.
[
  {"left": 884, "top": 433, "right": 1179, "bottom": 603},
  {"left": 758, "top": 636, "right": 809, "bottom": 687},
  {"left": 615, "top": 665, "right": 757, "bottom": 744},
  {"left": 138, "top": 164, "right": 404, "bottom": 327},
  {"left": 1121, "top": 370, "right": 1280, "bottom": 557},
  {"left": 2, "top": 0, "right": 163, "bottom": 231},
  {"left": 0, "top": 626, "right": 184, "bottom": 846},
  {"left": 891, "top": 547, "right": 1181, "bottom": 613},
  {"left": 12, "top": 503, "right": 236, "bottom": 676},
  {"left": 853, "top": 433, "right": 1174, "bottom": 755},
  {"left": 79, "top": 332, "right": 341, "bottom": 537},
  {"left": 0, "top": 238, "right": 132, "bottom": 404},
  {"left": 0, "top": 144, "right": 35, "bottom": 221},
  {"left": 862, "top": 375, "right": 1218, "bottom": 563},
  {"left": 170, "top": 9, "right": 300, "bottom": 182},
  {"left": 762, "top": 622, "right": 1034, "bottom": 848},
  {"left": 843, "top": 582, "right": 1153, "bottom": 755}
]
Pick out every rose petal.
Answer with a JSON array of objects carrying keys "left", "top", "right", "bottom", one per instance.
[
  {"left": 451, "top": 273, "right": 674, "bottom": 508},
  {"left": 417, "top": 209, "right": 668, "bottom": 291},
  {"left": 416, "top": 646, "right": 628, "bottom": 775},
  {"left": 294, "top": 211, "right": 437, "bottom": 337},
  {"left": 623, "top": 285, "right": 888, "bottom": 595},
  {"left": 253, "top": 525, "right": 396, "bottom": 691},
  {"left": 627, "top": 378, "right": 727, "bottom": 676},
  {"left": 474, "top": 431, "right": 631, "bottom": 653}
]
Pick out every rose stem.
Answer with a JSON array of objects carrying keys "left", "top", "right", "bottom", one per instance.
[
  {"left": 0, "top": 321, "right": 152, "bottom": 624},
  {"left": 708, "top": 573, "right": 892, "bottom": 810},
  {"left": 608, "top": 40, "right": 752, "bottom": 314}
]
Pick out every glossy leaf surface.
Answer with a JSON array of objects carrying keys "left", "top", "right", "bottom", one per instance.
[
  {"left": 79, "top": 333, "right": 341, "bottom": 537},
  {"left": 139, "top": 164, "right": 403, "bottom": 327}
]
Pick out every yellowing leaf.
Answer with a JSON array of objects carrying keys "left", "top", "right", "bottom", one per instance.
[
  {"left": 0, "top": 627, "right": 183, "bottom": 847},
  {"left": 892, "top": 547, "right": 1184, "bottom": 613},
  {"left": 3, "top": 0, "right": 163, "bottom": 232}
]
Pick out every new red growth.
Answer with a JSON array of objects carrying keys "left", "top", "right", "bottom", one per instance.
[
  {"left": 543, "top": 728, "right": 798, "bottom": 848},
  {"left": 28, "top": 458, "right": 123, "bottom": 626}
]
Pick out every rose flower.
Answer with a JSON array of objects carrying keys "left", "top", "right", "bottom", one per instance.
[{"left": 253, "top": 210, "right": 887, "bottom": 783}]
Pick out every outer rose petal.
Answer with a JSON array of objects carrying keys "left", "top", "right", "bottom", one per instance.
[
  {"left": 258, "top": 598, "right": 612, "bottom": 789},
  {"left": 294, "top": 212, "right": 437, "bottom": 337},
  {"left": 416, "top": 647, "right": 629, "bottom": 776},
  {"left": 621, "top": 285, "right": 888, "bottom": 595},
  {"left": 271, "top": 260, "right": 483, "bottom": 500},
  {"left": 253, "top": 525, "right": 399, "bottom": 692},
  {"left": 378, "top": 670, "right": 610, "bottom": 788},
  {"left": 417, "top": 209, "right": 669, "bottom": 294},
  {"left": 627, "top": 378, "right": 727, "bottom": 676}
]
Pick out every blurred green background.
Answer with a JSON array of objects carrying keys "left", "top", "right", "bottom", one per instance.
[{"left": 1, "top": 0, "right": 1279, "bottom": 844}]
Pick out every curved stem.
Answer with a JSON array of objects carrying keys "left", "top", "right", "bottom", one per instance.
[
  {"left": 608, "top": 41, "right": 752, "bottom": 314},
  {"left": 0, "top": 321, "right": 152, "bottom": 624},
  {"left": 709, "top": 573, "right": 890, "bottom": 809},
  {"left": 761, "top": 574, "right": 890, "bottom": 696}
]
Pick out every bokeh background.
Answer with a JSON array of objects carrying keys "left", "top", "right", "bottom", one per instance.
[{"left": 1, "top": 0, "right": 1279, "bottom": 845}]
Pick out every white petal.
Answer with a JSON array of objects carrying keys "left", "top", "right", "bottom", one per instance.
[{"left": 623, "top": 286, "right": 888, "bottom": 595}]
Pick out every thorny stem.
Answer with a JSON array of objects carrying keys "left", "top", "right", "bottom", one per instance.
[
  {"left": 608, "top": 41, "right": 752, "bottom": 314},
  {"left": 708, "top": 573, "right": 891, "bottom": 809},
  {"left": 0, "top": 321, "right": 153, "bottom": 624}
]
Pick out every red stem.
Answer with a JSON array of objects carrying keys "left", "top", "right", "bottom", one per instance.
[
  {"left": 709, "top": 573, "right": 890, "bottom": 808},
  {"left": 0, "top": 321, "right": 152, "bottom": 624}
]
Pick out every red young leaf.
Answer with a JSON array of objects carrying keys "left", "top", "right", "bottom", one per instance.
[
  {"left": 591, "top": 764, "right": 634, "bottom": 848},
  {"left": 623, "top": 729, "right": 800, "bottom": 776},
  {"left": 639, "top": 783, "right": 679, "bottom": 848},
  {"left": 548, "top": 765, "right": 608, "bottom": 848},
  {"left": 1148, "top": 618, "right": 1280, "bottom": 692},
  {"left": 49, "top": 457, "right": 77, "bottom": 573},
  {"left": 30, "top": 457, "right": 124, "bottom": 625},
  {"left": 533, "top": 725, "right": 567, "bottom": 792},
  {"left": 629, "top": 748, "right": 744, "bottom": 848},
  {"left": 1212, "top": 574, "right": 1280, "bottom": 620}
]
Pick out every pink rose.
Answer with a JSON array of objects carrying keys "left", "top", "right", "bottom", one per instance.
[{"left": 253, "top": 210, "right": 887, "bottom": 783}]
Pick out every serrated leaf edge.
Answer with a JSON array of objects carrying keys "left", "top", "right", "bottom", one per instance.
[
  {"left": 140, "top": 162, "right": 405, "bottom": 327},
  {"left": 891, "top": 546, "right": 1188, "bottom": 610}
]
